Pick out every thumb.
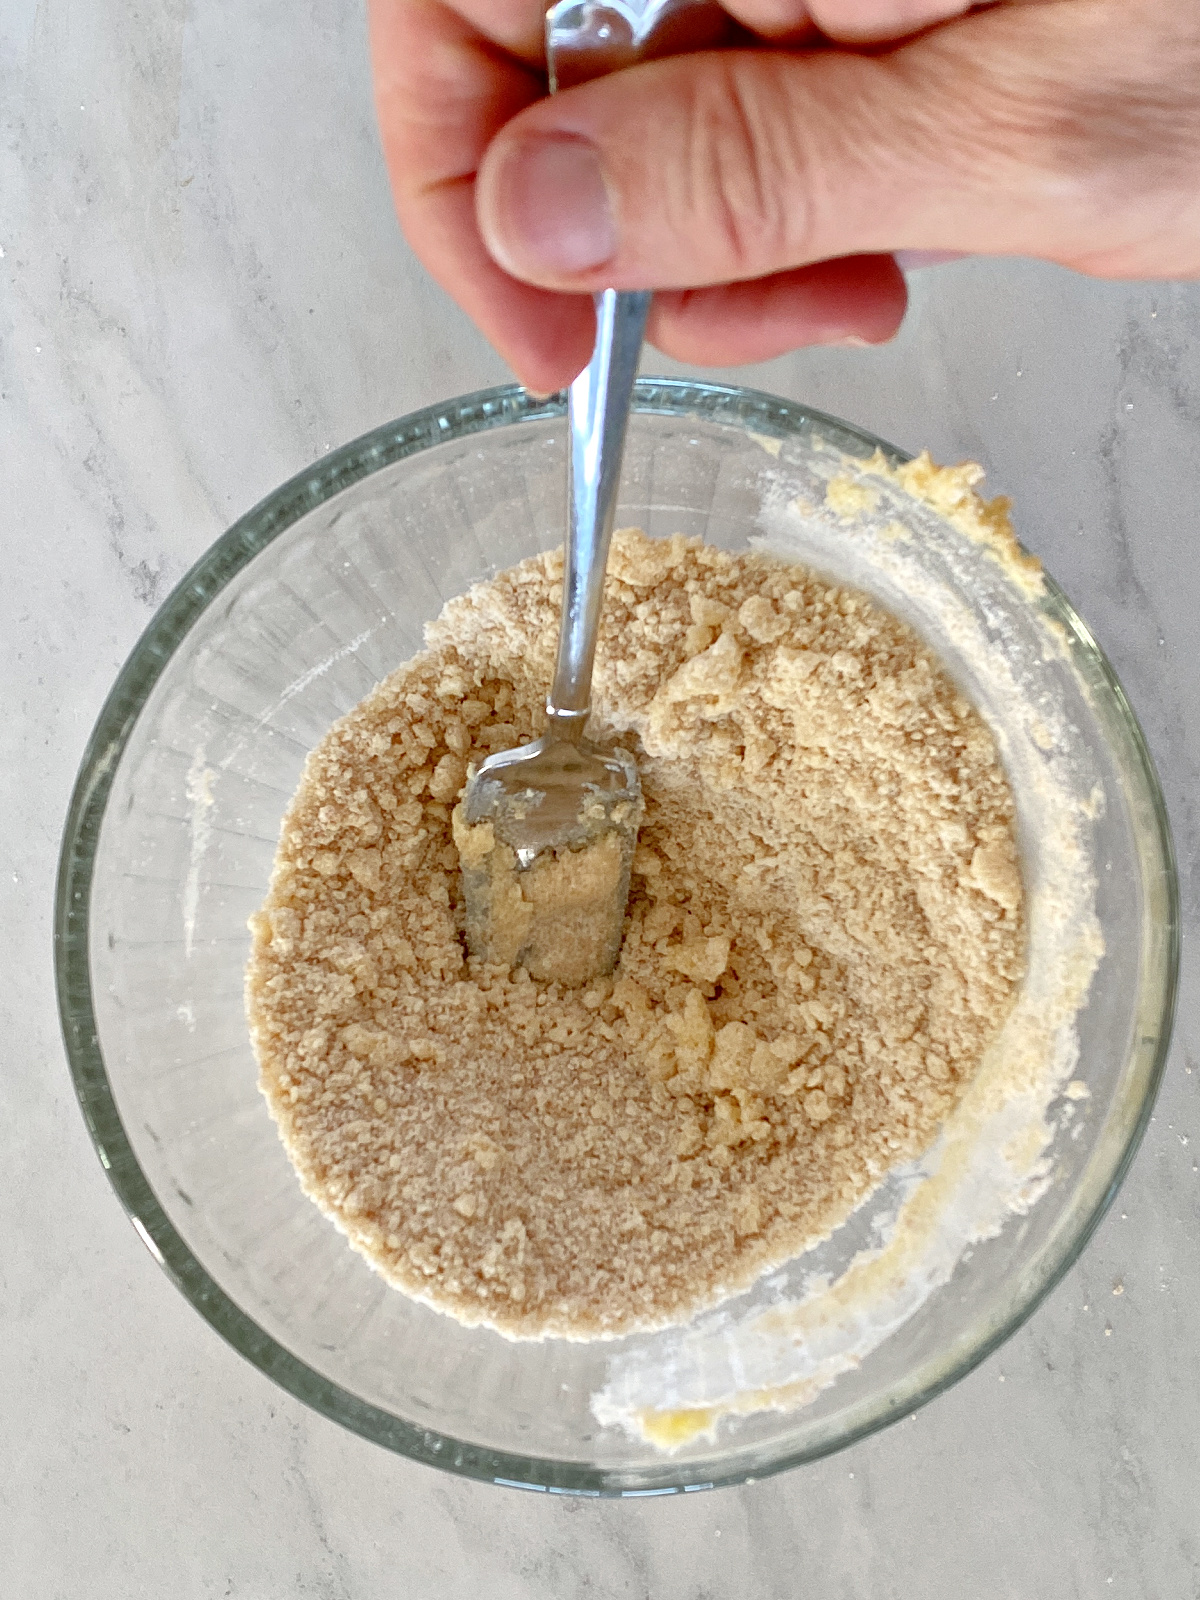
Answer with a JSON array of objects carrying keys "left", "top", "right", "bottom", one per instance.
[{"left": 475, "top": 5, "right": 1196, "bottom": 292}]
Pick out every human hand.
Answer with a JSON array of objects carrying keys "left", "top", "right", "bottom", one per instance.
[{"left": 369, "top": 1, "right": 1200, "bottom": 392}]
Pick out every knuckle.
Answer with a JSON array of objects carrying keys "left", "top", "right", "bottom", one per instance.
[{"left": 675, "top": 57, "right": 814, "bottom": 279}]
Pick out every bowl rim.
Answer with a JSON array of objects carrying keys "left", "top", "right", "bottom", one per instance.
[{"left": 54, "top": 378, "right": 1180, "bottom": 1496}]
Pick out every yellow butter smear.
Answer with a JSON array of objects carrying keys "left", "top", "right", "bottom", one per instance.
[{"left": 592, "top": 452, "right": 1103, "bottom": 1451}]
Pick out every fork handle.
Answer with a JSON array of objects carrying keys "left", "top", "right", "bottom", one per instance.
[{"left": 545, "top": 286, "right": 651, "bottom": 735}]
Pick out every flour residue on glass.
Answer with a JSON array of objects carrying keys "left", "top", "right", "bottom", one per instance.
[{"left": 591, "top": 451, "right": 1103, "bottom": 1450}]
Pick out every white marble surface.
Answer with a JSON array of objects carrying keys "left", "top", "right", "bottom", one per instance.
[{"left": 5, "top": 1, "right": 1199, "bottom": 1592}]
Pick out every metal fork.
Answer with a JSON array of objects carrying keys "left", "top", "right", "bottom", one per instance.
[{"left": 457, "top": 0, "right": 728, "bottom": 985}]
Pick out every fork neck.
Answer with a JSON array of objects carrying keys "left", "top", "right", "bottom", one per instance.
[
  {"left": 546, "top": 287, "right": 651, "bottom": 733},
  {"left": 543, "top": 704, "right": 590, "bottom": 745}
]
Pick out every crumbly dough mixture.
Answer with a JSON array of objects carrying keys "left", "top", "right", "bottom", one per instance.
[{"left": 246, "top": 529, "right": 1024, "bottom": 1339}]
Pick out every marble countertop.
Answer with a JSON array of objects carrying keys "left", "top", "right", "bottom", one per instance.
[{"left": 6, "top": 2, "right": 1198, "bottom": 1593}]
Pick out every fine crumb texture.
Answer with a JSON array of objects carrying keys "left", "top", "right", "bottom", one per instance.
[{"left": 246, "top": 530, "right": 1025, "bottom": 1339}]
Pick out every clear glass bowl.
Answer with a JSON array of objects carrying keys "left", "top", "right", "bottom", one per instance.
[{"left": 56, "top": 381, "right": 1178, "bottom": 1495}]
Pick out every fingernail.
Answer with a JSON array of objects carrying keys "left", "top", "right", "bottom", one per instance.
[
  {"left": 894, "top": 250, "right": 968, "bottom": 270},
  {"left": 482, "top": 135, "right": 617, "bottom": 279}
]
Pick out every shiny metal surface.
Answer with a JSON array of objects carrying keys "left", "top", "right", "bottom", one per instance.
[
  {"left": 461, "top": 733, "right": 640, "bottom": 868},
  {"left": 550, "top": 286, "right": 650, "bottom": 723},
  {"left": 542, "top": 0, "right": 728, "bottom": 730}
]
